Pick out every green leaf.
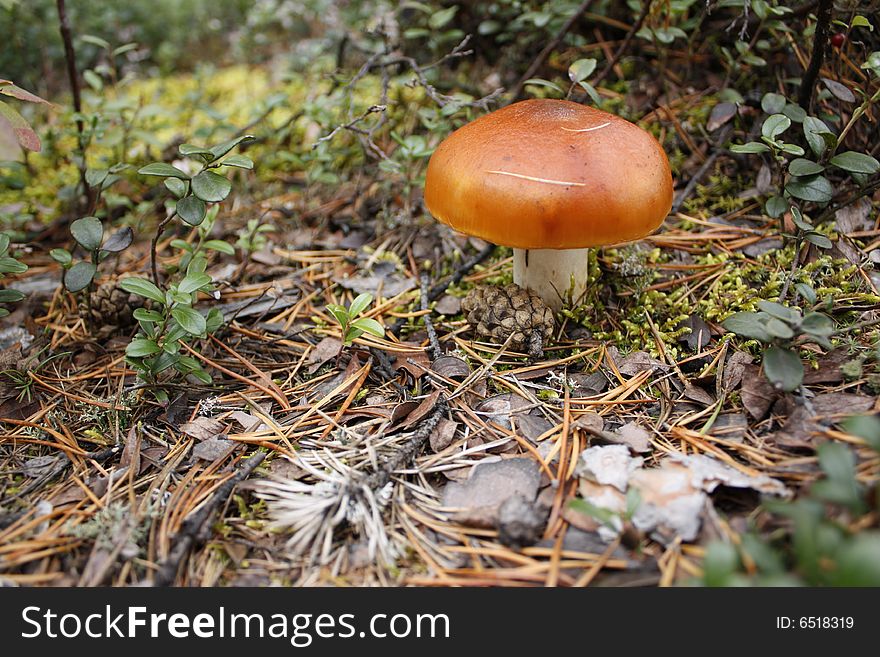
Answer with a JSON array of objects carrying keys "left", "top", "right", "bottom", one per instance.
[
  {"left": 801, "top": 312, "right": 834, "bottom": 336},
  {"left": 0, "top": 233, "right": 8, "bottom": 254},
  {"left": 50, "top": 248, "right": 72, "bottom": 265},
  {"left": 757, "top": 300, "right": 796, "bottom": 321},
  {"left": 138, "top": 162, "right": 190, "bottom": 179},
  {"left": 843, "top": 415, "right": 880, "bottom": 452},
  {"left": 761, "top": 113, "right": 790, "bottom": 139},
  {"left": 126, "top": 338, "right": 161, "bottom": 358},
  {"left": 132, "top": 308, "right": 164, "bottom": 323},
  {"left": 429, "top": 5, "right": 457, "bottom": 29},
  {"left": 805, "top": 232, "right": 833, "bottom": 249},
  {"left": 325, "top": 304, "right": 350, "bottom": 327},
  {"left": 70, "top": 216, "right": 103, "bottom": 251},
  {"left": 349, "top": 317, "right": 385, "bottom": 338},
  {"left": 85, "top": 167, "right": 108, "bottom": 187},
  {"left": 789, "top": 206, "right": 813, "bottom": 231},
  {"left": 763, "top": 346, "right": 804, "bottom": 391},
  {"left": 0, "top": 256, "right": 27, "bottom": 274},
  {"left": 785, "top": 175, "right": 834, "bottom": 203},
  {"left": 205, "top": 307, "right": 224, "bottom": 333},
  {"left": 0, "top": 288, "right": 24, "bottom": 302},
  {"left": 119, "top": 277, "right": 166, "bottom": 304},
  {"left": 203, "top": 239, "right": 235, "bottom": 255},
  {"left": 208, "top": 135, "right": 255, "bottom": 160},
  {"left": 178, "top": 143, "right": 215, "bottom": 160},
  {"left": 63, "top": 261, "right": 97, "bottom": 292},
  {"left": 80, "top": 34, "right": 110, "bottom": 49},
  {"left": 164, "top": 177, "right": 187, "bottom": 198},
  {"left": 730, "top": 141, "right": 770, "bottom": 154},
  {"left": 782, "top": 103, "right": 806, "bottom": 123},
  {"left": 803, "top": 117, "right": 836, "bottom": 158},
  {"left": 171, "top": 306, "right": 206, "bottom": 336},
  {"left": 829, "top": 534, "right": 880, "bottom": 587},
  {"left": 722, "top": 312, "right": 770, "bottom": 340},
  {"left": 829, "top": 151, "right": 880, "bottom": 175},
  {"left": 760, "top": 92, "right": 786, "bottom": 114},
  {"left": 862, "top": 51, "right": 880, "bottom": 76},
  {"left": 579, "top": 81, "right": 602, "bottom": 106},
  {"left": 101, "top": 226, "right": 133, "bottom": 253},
  {"left": 702, "top": 542, "right": 739, "bottom": 587},
  {"left": 178, "top": 272, "right": 211, "bottom": 294},
  {"left": 82, "top": 69, "right": 103, "bottom": 92},
  {"left": 795, "top": 283, "right": 817, "bottom": 304},
  {"left": 779, "top": 143, "right": 805, "bottom": 156},
  {"left": 568, "top": 58, "right": 597, "bottom": 84},
  {"left": 788, "top": 159, "right": 824, "bottom": 176},
  {"left": 348, "top": 293, "right": 373, "bottom": 318},
  {"left": 191, "top": 170, "right": 231, "bottom": 203},
  {"left": 522, "top": 78, "right": 564, "bottom": 95},
  {"left": 176, "top": 195, "right": 207, "bottom": 226},
  {"left": 764, "top": 317, "right": 794, "bottom": 339},
  {"left": 218, "top": 154, "right": 253, "bottom": 170},
  {"left": 851, "top": 15, "right": 873, "bottom": 30}
]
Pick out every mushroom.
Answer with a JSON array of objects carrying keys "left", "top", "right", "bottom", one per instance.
[{"left": 424, "top": 99, "right": 673, "bottom": 312}]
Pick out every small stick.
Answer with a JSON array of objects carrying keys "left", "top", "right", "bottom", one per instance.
[
  {"left": 592, "top": 0, "right": 652, "bottom": 87},
  {"left": 797, "top": 0, "right": 833, "bottom": 111},
  {"left": 421, "top": 274, "right": 441, "bottom": 360}
]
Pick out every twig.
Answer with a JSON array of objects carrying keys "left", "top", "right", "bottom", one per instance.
[
  {"left": 55, "top": 0, "right": 93, "bottom": 212},
  {"left": 420, "top": 273, "right": 441, "bottom": 360},
  {"left": 510, "top": 0, "right": 596, "bottom": 101},
  {"left": 592, "top": 0, "right": 652, "bottom": 87},
  {"left": 797, "top": 0, "right": 833, "bottom": 110},
  {"left": 151, "top": 450, "right": 267, "bottom": 586}
]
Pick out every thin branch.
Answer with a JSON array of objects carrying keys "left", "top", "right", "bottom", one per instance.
[
  {"left": 592, "top": 0, "right": 652, "bottom": 87},
  {"left": 797, "top": 0, "right": 833, "bottom": 110}
]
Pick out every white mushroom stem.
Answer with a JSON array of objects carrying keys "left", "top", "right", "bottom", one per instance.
[{"left": 513, "top": 248, "right": 590, "bottom": 313}]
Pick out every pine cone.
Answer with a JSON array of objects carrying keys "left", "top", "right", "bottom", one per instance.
[
  {"left": 81, "top": 280, "right": 144, "bottom": 336},
  {"left": 461, "top": 283, "right": 554, "bottom": 355}
]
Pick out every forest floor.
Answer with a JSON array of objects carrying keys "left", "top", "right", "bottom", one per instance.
[{"left": 1, "top": 38, "right": 880, "bottom": 587}]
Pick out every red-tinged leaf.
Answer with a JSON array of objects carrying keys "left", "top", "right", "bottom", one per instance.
[
  {"left": 0, "top": 80, "right": 52, "bottom": 105},
  {"left": 0, "top": 99, "right": 40, "bottom": 151}
]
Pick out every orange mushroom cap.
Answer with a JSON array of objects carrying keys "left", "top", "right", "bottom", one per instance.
[{"left": 424, "top": 99, "right": 673, "bottom": 249}]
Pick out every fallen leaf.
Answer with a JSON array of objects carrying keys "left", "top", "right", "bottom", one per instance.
[
  {"left": 429, "top": 418, "right": 459, "bottom": 452},
  {"left": 192, "top": 437, "right": 237, "bottom": 462},
  {"left": 179, "top": 416, "right": 225, "bottom": 441},
  {"left": 442, "top": 457, "right": 541, "bottom": 527},
  {"left": 431, "top": 355, "right": 471, "bottom": 379},
  {"left": 307, "top": 337, "right": 342, "bottom": 374},
  {"left": 516, "top": 413, "right": 555, "bottom": 443},
  {"left": 835, "top": 197, "right": 873, "bottom": 234},
  {"left": 614, "top": 422, "right": 653, "bottom": 453},
  {"left": 706, "top": 101, "right": 737, "bottom": 131},
  {"left": 617, "top": 351, "right": 668, "bottom": 376},
  {"left": 678, "top": 315, "right": 712, "bottom": 352},
  {"left": 722, "top": 351, "right": 752, "bottom": 391},
  {"left": 434, "top": 295, "right": 461, "bottom": 315},
  {"left": 740, "top": 364, "right": 778, "bottom": 419}
]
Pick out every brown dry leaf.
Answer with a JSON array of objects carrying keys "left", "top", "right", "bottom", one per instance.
[
  {"left": 434, "top": 294, "right": 461, "bottom": 315},
  {"left": 393, "top": 348, "right": 431, "bottom": 379},
  {"left": 307, "top": 337, "right": 342, "bottom": 374},
  {"left": 721, "top": 351, "right": 752, "bottom": 391},
  {"left": 740, "top": 364, "right": 778, "bottom": 419},
  {"left": 442, "top": 457, "right": 541, "bottom": 527},
  {"left": 683, "top": 383, "right": 714, "bottom": 406},
  {"left": 773, "top": 392, "right": 875, "bottom": 447},
  {"left": 429, "top": 418, "right": 459, "bottom": 452},
  {"left": 431, "top": 355, "right": 471, "bottom": 379},
  {"left": 835, "top": 197, "right": 873, "bottom": 235},
  {"left": 229, "top": 410, "right": 268, "bottom": 432},
  {"left": 475, "top": 392, "right": 532, "bottom": 429},
  {"left": 614, "top": 422, "right": 653, "bottom": 453},
  {"left": 617, "top": 351, "right": 668, "bottom": 376},
  {"left": 517, "top": 413, "right": 555, "bottom": 443},
  {"left": 706, "top": 101, "right": 737, "bottom": 131},
  {"left": 179, "top": 416, "right": 226, "bottom": 441},
  {"left": 192, "top": 437, "right": 237, "bottom": 462},
  {"left": 399, "top": 389, "right": 443, "bottom": 429}
]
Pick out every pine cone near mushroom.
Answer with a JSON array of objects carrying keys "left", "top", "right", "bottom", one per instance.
[
  {"left": 80, "top": 280, "right": 145, "bottom": 337},
  {"left": 461, "top": 283, "right": 554, "bottom": 355}
]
